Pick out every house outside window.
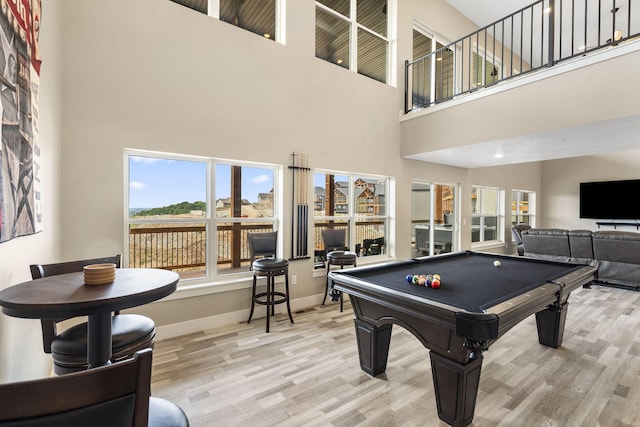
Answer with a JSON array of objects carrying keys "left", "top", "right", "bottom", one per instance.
[
  {"left": 126, "top": 151, "right": 281, "bottom": 282},
  {"left": 471, "top": 186, "right": 504, "bottom": 245},
  {"left": 314, "top": 171, "right": 389, "bottom": 266},
  {"left": 316, "top": 0, "right": 396, "bottom": 84}
]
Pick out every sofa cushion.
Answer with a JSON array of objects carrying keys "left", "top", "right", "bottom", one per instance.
[
  {"left": 568, "top": 229, "right": 594, "bottom": 264},
  {"left": 592, "top": 230, "right": 640, "bottom": 263},
  {"left": 592, "top": 231, "right": 640, "bottom": 287},
  {"left": 522, "top": 228, "right": 571, "bottom": 262}
]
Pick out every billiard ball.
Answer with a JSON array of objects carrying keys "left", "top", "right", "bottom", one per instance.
[
  {"left": 406, "top": 274, "right": 413, "bottom": 283},
  {"left": 493, "top": 260, "right": 501, "bottom": 267},
  {"left": 418, "top": 275, "right": 426, "bottom": 286},
  {"left": 431, "top": 278, "right": 441, "bottom": 288}
]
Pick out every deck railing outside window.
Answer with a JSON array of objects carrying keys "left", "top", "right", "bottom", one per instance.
[
  {"left": 405, "top": 0, "right": 639, "bottom": 112},
  {"left": 129, "top": 221, "right": 386, "bottom": 278}
]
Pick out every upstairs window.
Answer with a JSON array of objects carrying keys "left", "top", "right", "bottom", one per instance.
[
  {"left": 170, "top": 0, "right": 286, "bottom": 44},
  {"left": 219, "top": 0, "right": 277, "bottom": 41},
  {"left": 411, "top": 26, "right": 453, "bottom": 108},
  {"left": 316, "top": 0, "right": 396, "bottom": 84}
]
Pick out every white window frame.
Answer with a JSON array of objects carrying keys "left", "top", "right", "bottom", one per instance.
[
  {"left": 413, "top": 23, "right": 454, "bottom": 101},
  {"left": 207, "top": 0, "right": 287, "bottom": 44},
  {"left": 316, "top": 0, "right": 397, "bottom": 86},
  {"left": 512, "top": 189, "right": 536, "bottom": 228},
  {"left": 314, "top": 169, "right": 391, "bottom": 265},
  {"left": 471, "top": 185, "right": 505, "bottom": 247},
  {"left": 124, "top": 149, "right": 283, "bottom": 285}
]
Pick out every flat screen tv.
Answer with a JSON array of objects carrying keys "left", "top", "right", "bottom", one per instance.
[{"left": 580, "top": 179, "right": 640, "bottom": 219}]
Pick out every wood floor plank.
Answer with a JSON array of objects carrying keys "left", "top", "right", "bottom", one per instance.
[{"left": 151, "top": 286, "right": 640, "bottom": 426}]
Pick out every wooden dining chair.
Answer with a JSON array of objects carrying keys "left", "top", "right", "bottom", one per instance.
[
  {"left": 29, "top": 255, "right": 157, "bottom": 375},
  {"left": 0, "top": 348, "right": 189, "bottom": 427}
]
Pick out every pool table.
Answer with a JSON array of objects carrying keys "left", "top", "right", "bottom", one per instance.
[{"left": 328, "top": 251, "right": 597, "bottom": 427}]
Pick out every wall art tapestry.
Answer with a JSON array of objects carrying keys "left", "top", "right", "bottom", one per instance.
[{"left": 0, "top": 0, "right": 41, "bottom": 243}]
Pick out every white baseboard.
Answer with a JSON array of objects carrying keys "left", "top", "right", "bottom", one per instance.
[{"left": 155, "top": 293, "right": 329, "bottom": 340}]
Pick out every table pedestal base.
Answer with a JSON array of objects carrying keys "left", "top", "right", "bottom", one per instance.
[{"left": 88, "top": 312, "right": 113, "bottom": 369}]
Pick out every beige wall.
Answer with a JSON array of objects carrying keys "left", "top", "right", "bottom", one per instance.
[{"left": 541, "top": 150, "right": 640, "bottom": 230}]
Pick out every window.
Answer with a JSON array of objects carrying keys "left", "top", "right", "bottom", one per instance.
[
  {"left": 512, "top": 190, "right": 535, "bottom": 226},
  {"left": 411, "top": 27, "right": 453, "bottom": 108},
  {"left": 472, "top": 49, "right": 501, "bottom": 88},
  {"left": 314, "top": 171, "right": 389, "bottom": 266},
  {"left": 169, "top": 0, "right": 286, "bottom": 44},
  {"left": 316, "top": 0, "right": 395, "bottom": 84},
  {"left": 471, "top": 186, "right": 503, "bottom": 244},
  {"left": 126, "top": 151, "right": 280, "bottom": 281}
]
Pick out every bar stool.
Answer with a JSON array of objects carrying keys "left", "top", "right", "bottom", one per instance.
[
  {"left": 247, "top": 232, "right": 294, "bottom": 332},
  {"left": 322, "top": 229, "right": 357, "bottom": 312}
]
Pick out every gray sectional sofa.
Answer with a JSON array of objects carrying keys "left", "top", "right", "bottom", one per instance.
[{"left": 521, "top": 228, "right": 640, "bottom": 291}]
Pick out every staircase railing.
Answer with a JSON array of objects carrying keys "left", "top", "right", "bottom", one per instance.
[{"left": 405, "top": 0, "right": 639, "bottom": 113}]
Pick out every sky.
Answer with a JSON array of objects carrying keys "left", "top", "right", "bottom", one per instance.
[{"left": 129, "top": 156, "right": 274, "bottom": 209}]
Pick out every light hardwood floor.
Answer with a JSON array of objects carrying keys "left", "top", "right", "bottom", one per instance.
[{"left": 151, "top": 285, "right": 640, "bottom": 427}]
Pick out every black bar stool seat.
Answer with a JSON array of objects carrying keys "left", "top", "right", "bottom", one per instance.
[
  {"left": 248, "top": 257, "right": 294, "bottom": 333},
  {"left": 323, "top": 250, "right": 357, "bottom": 312}
]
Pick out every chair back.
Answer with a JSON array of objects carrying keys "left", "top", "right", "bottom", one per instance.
[
  {"left": 30, "top": 254, "right": 122, "bottom": 279},
  {"left": 511, "top": 224, "right": 531, "bottom": 246},
  {"left": 29, "top": 255, "right": 122, "bottom": 353},
  {"left": 248, "top": 232, "right": 278, "bottom": 261},
  {"left": 0, "top": 348, "right": 153, "bottom": 427},
  {"left": 322, "top": 229, "right": 348, "bottom": 252}
]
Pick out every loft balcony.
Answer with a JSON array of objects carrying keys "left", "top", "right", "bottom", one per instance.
[{"left": 402, "top": 0, "right": 640, "bottom": 168}]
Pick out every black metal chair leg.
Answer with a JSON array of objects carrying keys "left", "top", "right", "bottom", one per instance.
[
  {"left": 248, "top": 275, "right": 257, "bottom": 324},
  {"left": 285, "top": 274, "right": 294, "bottom": 324}
]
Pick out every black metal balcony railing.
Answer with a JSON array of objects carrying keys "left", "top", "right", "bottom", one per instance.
[
  {"left": 128, "top": 221, "right": 386, "bottom": 278},
  {"left": 405, "top": 0, "right": 639, "bottom": 112}
]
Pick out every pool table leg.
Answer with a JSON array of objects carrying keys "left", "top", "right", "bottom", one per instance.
[
  {"left": 430, "top": 351, "right": 483, "bottom": 427},
  {"left": 354, "top": 319, "right": 392, "bottom": 376},
  {"left": 535, "top": 301, "right": 568, "bottom": 348}
]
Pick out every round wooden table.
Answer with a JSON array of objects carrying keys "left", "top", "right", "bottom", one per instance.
[{"left": 0, "top": 268, "right": 179, "bottom": 369}]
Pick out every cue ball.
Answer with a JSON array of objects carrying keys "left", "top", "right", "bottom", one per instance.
[{"left": 493, "top": 260, "right": 501, "bottom": 267}]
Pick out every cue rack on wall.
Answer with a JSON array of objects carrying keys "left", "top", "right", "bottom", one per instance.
[{"left": 289, "top": 152, "right": 311, "bottom": 260}]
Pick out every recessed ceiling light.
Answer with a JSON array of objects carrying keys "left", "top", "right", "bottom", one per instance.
[
  {"left": 494, "top": 153, "right": 504, "bottom": 158},
  {"left": 337, "top": 59, "right": 343, "bottom": 64},
  {"left": 264, "top": 33, "right": 271, "bottom": 38}
]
